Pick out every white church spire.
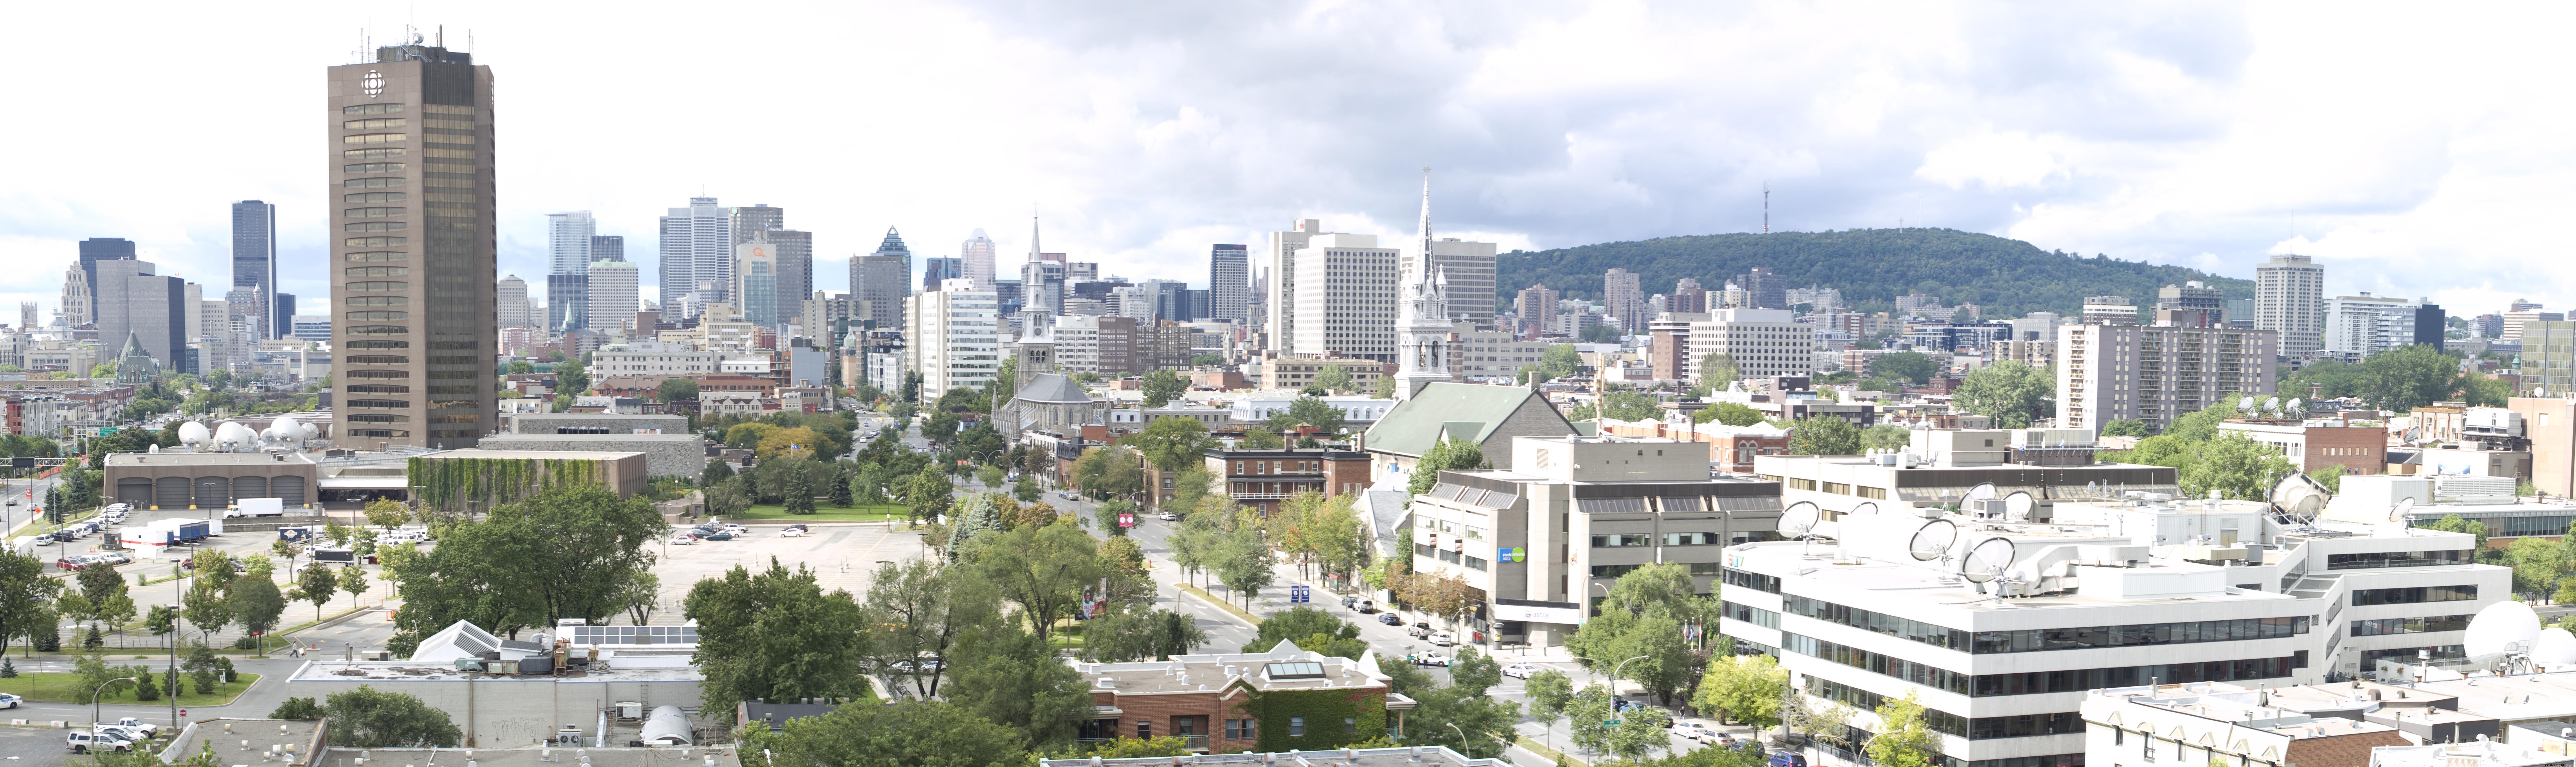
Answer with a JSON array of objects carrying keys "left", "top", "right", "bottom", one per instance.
[{"left": 1395, "top": 167, "right": 1454, "bottom": 401}]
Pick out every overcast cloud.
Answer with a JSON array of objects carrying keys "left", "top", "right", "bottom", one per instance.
[{"left": 0, "top": 1, "right": 2567, "bottom": 320}]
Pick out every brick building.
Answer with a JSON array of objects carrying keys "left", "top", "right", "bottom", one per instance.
[
  {"left": 1202, "top": 448, "right": 1372, "bottom": 515},
  {"left": 1068, "top": 641, "right": 1408, "bottom": 754},
  {"left": 1590, "top": 416, "right": 1790, "bottom": 475},
  {"left": 2217, "top": 420, "right": 2387, "bottom": 476}
]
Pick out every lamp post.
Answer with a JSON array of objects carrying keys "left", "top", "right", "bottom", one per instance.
[
  {"left": 1573, "top": 654, "right": 1651, "bottom": 692},
  {"left": 92, "top": 676, "right": 139, "bottom": 725}
]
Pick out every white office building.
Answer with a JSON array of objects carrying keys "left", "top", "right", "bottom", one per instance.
[
  {"left": 1684, "top": 309, "right": 1816, "bottom": 381},
  {"left": 905, "top": 280, "right": 1002, "bottom": 398},
  {"left": 587, "top": 341, "right": 716, "bottom": 379},
  {"left": 289, "top": 315, "right": 331, "bottom": 343},
  {"left": 1263, "top": 219, "right": 1324, "bottom": 352},
  {"left": 1719, "top": 497, "right": 2506, "bottom": 767},
  {"left": 657, "top": 197, "right": 735, "bottom": 311},
  {"left": 2057, "top": 323, "right": 2278, "bottom": 432},
  {"left": 1210, "top": 244, "right": 1250, "bottom": 324},
  {"left": 1450, "top": 322, "right": 1549, "bottom": 382},
  {"left": 496, "top": 275, "right": 534, "bottom": 330},
  {"left": 2324, "top": 294, "right": 2427, "bottom": 360},
  {"left": 1289, "top": 233, "right": 1402, "bottom": 362},
  {"left": 2257, "top": 254, "right": 2326, "bottom": 359},
  {"left": 585, "top": 260, "right": 640, "bottom": 333}
]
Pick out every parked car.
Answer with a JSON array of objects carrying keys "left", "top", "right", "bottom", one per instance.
[
  {"left": 1409, "top": 652, "right": 1451, "bottom": 667},
  {"left": 701, "top": 532, "right": 734, "bottom": 541},
  {"left": 66, "top": 731, "right": 133, "bottom": 753},
  {"left": 668, "top": 535, "right": 697, "bottom": 545},
  {"left": 1156, "top": 511, "right": 1179, "bottom": 521},
  {"left": 1500, "top": 662, "right": 1539, "bottom": 679},
  {"left": 1770, "top": 753, "right": 1808, "bottom": 767},
  {"left": 1428, "top": 631, "right": 1456, "bottom": 646},
  {"left": 1355, "top": 599, "right": 1376, "bottom": 613},
  {"left": 1406, "top": 624, "right": 1431, "bottom": 639},
  {"left": 0, "top": 692, "right": 20, "bottom": 708},
  {"left": 33, "top": 534, "right": 59, "bottom": 546},
  {"left": 1340, "top": 595, "right": 1358, "bottom": 609},
  {"left": 92, "top": 552, "right": 132, "bottom": 566},
  {"left": 54, "top": 556, "right": 90, "bottom": 571},
  {"left": 1377, "top": 613, "right": 1403, "bottom": 626},
  {"left": 1058, "top": 492, "right": 1079, "bottom": 500},
  {"left": 718, "top": 524, "right": 748, "bottom": 534},
  {"left": 781, "top": 528, "right": 810, "bottom": 538},
  {"left": 783, "top": 524, "right": 810, "bottom": 532},
  {"left": 93, "top": 725, "right": 151, "bottom": 744}
]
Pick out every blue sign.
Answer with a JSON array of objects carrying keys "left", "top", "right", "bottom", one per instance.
[
  {"left": 1499, "top": 547, "right": 1527, "bottom": 562},
  {"left": 1290, "top": 585, "right": 1310, "bottom": 603}
]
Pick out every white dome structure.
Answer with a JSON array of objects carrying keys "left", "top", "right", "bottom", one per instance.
[
  {"left": 213, "top": 422, "right": 256, "bottom": 452},
  {"left": 298, "top": 422, "right": 318, "bottom": 441},
  {"left": 2465, "top": 601, "right": 2545, "bottom": 658},
  {"left": 266, "top": 415, "right": 300, "bottom": 444},
  {"left": 2533, "top": 628, "right": 2576, "bottom": 667},
  {"left": 177, "top": 421, "right": 210, "bottom": 447}
]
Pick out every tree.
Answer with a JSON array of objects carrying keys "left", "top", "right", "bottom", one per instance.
[
  {"left": 904, "top": 467, "right": 956, "bottom": 522},
  {"left": 1238, "top": 428, "right": 1286, "bottom": 449},
  {"left": 1787, "top": 415, "right": 1863, "bottom": 455},
  {"left": 362, "top": 497, "right": 410, "bottom": 530},
  {"left": 1525, "top": 668, "right": 1575, "bottom": 750},
  {"left": 1215, "top": 526, "right": 1276, "bottom": 608},
  {"left": 1598, "top": 390, "right": 1664, "bottom": 421},
  {"left": 1139, "top": 369, "right": 1188, "bottom": 408},
  {"left": 2464, "top": 372, "right": 2513, "bottom": 408},
  {"left": 2427, "top": 514, "right": 2492, "bottom": 552},
  {"left": 785, "top": 468, "right": 818, "bottom": 515},
  {"left": 707, "top": 476, "right": 753, "bottom": 518},
  {"left": 2357, "top": 344, "right": 2466, "bottom": 412},
  {"left": 2101, "top": 419, "right": 2150, "bottom": 437},
  {"left": 1953, "top": 360, "right": 2054, "bottom": 428},
  {"left": 231, "top": 574, "right": 287, "bottom": 653},
  {"left": 686, "top": 558, "right": 871, "bottom": 712},
  {"left": 1264, "top": 395, "right": 1348, "bottom": 436},
  {"left": 1861, "top": 424, "right": 1912, "bottom": 451},
  {"left": 862, "top": 559, "right": 998, "bottom": 699},
  {"left": 1081, "top": 606, "right": 1208, "bottom": 662},
  {"left": 1568, "top": 682, "right": 1668, "bottom": 762},
  {"left": 294, "top": 563, "right": 339, "bottom": 622},
  {"left": 964, "top": 521, "right": 1104, "bottom": 641},
  {"left": 745, "top": 699, "right": 1027, "bottom": 767},
  {"left": 945, "top": 622, "right": 1093, "bottom": 750},
  {"left": 269, "top": 697, "right": 324, "bottom": 720},
  {"left": 383, "top": 482, "right": 663, "bottom": 645},
  {"left": 1241, "top": 607, "right": 1359, "bottom": 652},
  {"left": 321, "top": 686, "right": 464, "bottom": 747},
  {"left": 1408, "top": 436, "right": 1493, "bottom": 495},
  {"left": 1697, "top": 352, "right": 1740, "bottom": 389},
  {"left": 1869, "top": 351, "right": 1937, "bottom": 385},
  {"left": 1696, "top": 402, "right": 1763, "bottom": 426},
  {"left": 656, "top": 377, "right": 700, "bottom": 404},
  {"left": 1313, "top": 364, "right": 1354, "bottom": 393},
  {"left": 830, "top": 463, "right": 857, "bottom": 507},
  {"left": 1694, "top": 653, "right": 1790, "bottom": 729},
  {"left": 1132, "top": 417, "right": 1216, "bottom": 472},
  {"left": 1864, "top": 690, "right": 1944, "bottom": 767},
  {"left": 703, "top": 458, "right": 736, "bottom": 486},
  {"left": 2178, "top": 433, "right": 2295, "bottom": 501}
]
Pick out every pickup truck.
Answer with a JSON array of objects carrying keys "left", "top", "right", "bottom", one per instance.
[
  {"left": 67, "top": 731, "right": 135, "bottom": 753},
  {"left": 107, "top": 717, "right": 158, "bottom": 736}
]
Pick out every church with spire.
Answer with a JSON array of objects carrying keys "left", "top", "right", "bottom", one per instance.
[{"left": 1395, "top": 168, "right": 1455, "bottom": 400}]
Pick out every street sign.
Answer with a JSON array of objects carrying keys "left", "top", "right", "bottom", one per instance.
[{"left": 1290, "top": 585, "right": 1310, "bottom": 603}]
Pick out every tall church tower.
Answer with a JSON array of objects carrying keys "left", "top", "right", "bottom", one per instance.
[{"left": 1394, "top": 169, "right": 1453, "bottom": 400}]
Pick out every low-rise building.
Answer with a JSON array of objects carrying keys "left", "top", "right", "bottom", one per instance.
[
  {"left": 1362, "top": 381, "right": 1579, "bottom": 484},
  {"left": 1229, "top": 396, "right": 1392, "bottom": 431},
  {"left": 1255, "top": 353, "right": 1387, "bottom": 392},
  {"left": 1204, "top": 447, "right": 1372, "bottom": 516},
  {"left": 106, "top": 451, "right": 321, "bottom": 509},
  {"left": 2081, "top": 682, "right": 2409, "bottom": 767},
  {"left": 2220, "top": 419, "right": 2389, "bottom": 476},
  {"left": 1065, "top": 641, "right": 1409, "bottom": 755},
  {"left": 1754, "top": 429, "right": 2176, "bottom": 519}
]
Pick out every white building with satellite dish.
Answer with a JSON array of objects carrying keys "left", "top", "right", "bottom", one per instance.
[{"left": 1718, "top": 468, "right": 2509, "bottom": 767}]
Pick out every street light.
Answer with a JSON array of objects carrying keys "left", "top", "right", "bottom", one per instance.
[
  {"left": 92, "top": 676, "right": 139, "bottom": 725},
  {"left": 1573, "top": 654, "right": 1652, "bottom": 690}
]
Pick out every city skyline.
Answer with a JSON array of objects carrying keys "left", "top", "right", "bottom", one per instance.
[{"left": 6, "top": 6, "right": 2575, "bottom": 321}]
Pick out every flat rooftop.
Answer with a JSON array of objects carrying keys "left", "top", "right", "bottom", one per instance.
[
  {"left": 109, "top": 451, "right": 318, "bottom": 467},
  {"left": 1043, "top": 746, "right": 1496, "bottom": 767},
  {"left": 1438, "top": 468, "right": 1773, "bottom": 487},
  {"left": 157, "top": 718, "right": 324, "bottom": 766},
  {"left": 1074, "top": 641, "right": 1394, "bottom": 698},
  {"left": 2091, "top": 682, "right": 2402, "bottom": 739},
  {"left": 290, "top": 660, "right": 701, "bottom": 683},
  {"left": 478, "top": 433, "right": 702, "bottom": 442},
  {"left": 1728, "top": 536, "right": 2302, "bottom": 613},
  {"left": 315, "top": 747, "right": 743, "bottom": 767}
]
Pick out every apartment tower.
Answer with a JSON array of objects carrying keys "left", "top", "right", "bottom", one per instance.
[
  {"left": 849, "top": 228, "right": 911, "bottom": 330},
  {"left": 2255, "top": 254, "right": 2325, "bottom": 358},
  {"left": 1209, "top": 244, "right": 1250, "bottom": 324},
  {"left": 328, "top": 39, "right": 498, "bottom": 450}
]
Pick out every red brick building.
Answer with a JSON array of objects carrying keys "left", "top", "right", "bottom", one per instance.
[
  {"left": 1201, "top": 448, "right": 1372, "bottom": 515},
  {"left": 1069, "top": 642, "right": 1408, "bottom": 754}
]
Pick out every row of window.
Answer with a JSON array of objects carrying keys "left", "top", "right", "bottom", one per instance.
[
  {"left": 346, "top": 192, "right": 406, "bottom": 203},
  {"left": 1786, "top": 632, "right": 2300, "bottom": 697},
  {"left": 343, "top": 103, "right": 404, "bottom": 115},
  {"left": 344, "top": 162, "right": 405, "bottom": 174},
  {"left": 346, "top": 222, "right": 405, "bottom": 232},
  {"left": 1720, "top": 600, "right": 1779, "bottom": 629},
  {"left": 1804, "top": 677, "right": 2086, "bottom": 740},
  {"left": 2325, "top": 550, "right": 2469, "bottom": 570},
  {"left": 347, "top": 267, "right": 407, "bottom": 277},
  {"left": 2352, "top": 585, "right": 2477, "bottom": 605},
  {"left": 2350, "top": 615, "right": 2472, "bottom": 637},
  {"left": 1721, "top": 567, "right": 1781, "bottom": 594},
  {"left": 346, "top": 177, "right": 405, "bottom": 189},
  {"left": 1782, "top": 595, "right": 2310, "bottom": 653}
]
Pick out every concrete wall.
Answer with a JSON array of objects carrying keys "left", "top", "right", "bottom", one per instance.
[
  {"left": 505, "top": 413, "right": 689, "bottom": 436},
  {"left": 284, "top": 673, "right": 702, "bottom": 748},
  {"left": 474, "top": 434, "right": 705, "bottom": 479}
]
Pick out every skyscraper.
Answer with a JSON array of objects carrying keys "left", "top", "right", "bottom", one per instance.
[
  {"left": 849, "top": 228, "right": 911, "bottom": 330},
  {"left": 59, "top": 263, "right": 90, "bottom": 326},
  {"left": 961, "top": 229, "right": 998, "bottom": 291},
  {"left": 1290, "top": 233, "right": 1400, "bottom": 361},
  {"left": 496, "top": 275, "right": 532, "bottom": 329},
  {"left": 658, "top": 197, "right": 734, "bottom": 312},
  {"left": 76, "top": 238, "right": 134, "bottom": 322},
  {"left": 922, "top": 256, "right": 964, "bottom": 292},
  {"left": 1209, "top": 244, "right": 1249, "bottom": 323},
  {"left": 330, "top": 38, "right": 498, "bottom": 450},
  {"left": 232, "top": 201, "right": 277, "bottom": 337},
  {"left": 730, "top": 205, "right": 809, "bottom": 325},
  {"left": 1739, "top": 266, "right": 1785, "bottom": 310},
  {"left": 93, "top": 259, "right": 185, "bottom": 367},
  {"left": 546, "top": 212, "right": 594, "bottom": 331},
  {"left": 733, "top": 240, "right": 780, "bottom": 328},
  {"left": 1263, "top": 219, "right": 1323, "bottom": 351},
  {"left": 2256, "top": 254, "right": 2326, "bottom": 358},
  {"left": 590, "top": 235, "right": 624, "bottom": 262},
  {"left": 586, "top": 260, "right": 640, "bottom": 332},
  {"left": 1603, "top": 268, "right": 1646, "bottom": 332}
]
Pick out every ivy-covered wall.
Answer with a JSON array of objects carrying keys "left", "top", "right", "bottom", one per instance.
[
  {"left": 409, "top": 455, "right": 607, "bottom": 512},
  {"left": 1245, "top": 687, "right": 1388, "bottom": 752}
]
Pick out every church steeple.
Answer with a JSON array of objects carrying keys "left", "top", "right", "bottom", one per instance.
[{"left": 1394, "top": 168, "right": 1454, "bottom": 401}]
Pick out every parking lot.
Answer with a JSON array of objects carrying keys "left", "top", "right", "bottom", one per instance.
[{"left": 645, "top": 521, "right": 927, "bottom": 617}]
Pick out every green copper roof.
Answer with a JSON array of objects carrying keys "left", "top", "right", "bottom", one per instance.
[{"left": 1363, "top": 382, "right": 1572, "bottom": 458}]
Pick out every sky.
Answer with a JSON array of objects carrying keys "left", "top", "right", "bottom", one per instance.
[{"left": 2, "top": 1, "right": 2570, "bottom": 322}]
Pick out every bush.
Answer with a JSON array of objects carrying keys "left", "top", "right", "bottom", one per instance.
[
  {"left": 270, "top": 697, "right": 324, "bottom": 720},
  {"left": 34, "top": 626, "right": 58, "bottom": 653},
  {"left": 233, "top": 636, "right": 260, "bottom": 650}
]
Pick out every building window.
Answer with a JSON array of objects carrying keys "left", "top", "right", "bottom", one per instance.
[
  {"left": 1289, "top": 717, "right": 1304, "bottom": 737},
  {"left": 1857, "top": 486, "right": 1887, "bottom": 499},
  {"left": 1822, "top": 482, "right": 1850, "bottom": 495},
  {"left": 1589, "top": 564, "right": 1641, "bottom": 578},
  {"left": 1345, "top": 718, "right": 1358, "bottom": 734},
  {"left": 1439, "top": 550, "right": 1461, "bottom": 564},
  {"left": 1590, "top": 534, "right": 1652, "bottom": 547},
  {"left": 1465, "top": 556, "right": 1488, "bottom": 571},
  {"left": 1788, "top": 478, "right": 1817, "bottom": 490},
  {"left": 1136, "top": 721, "right": 1151, "bottom": 739},
  {"left": 1663, "top": 532, "right": 1719, "bottom": 546}
]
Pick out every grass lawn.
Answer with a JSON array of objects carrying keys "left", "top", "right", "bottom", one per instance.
[
  {"left": 725, "top": 503, "right": 911, "bottom": 523},
  {"left": 3, "top": 672, "right": 261, "bottom": 707}
]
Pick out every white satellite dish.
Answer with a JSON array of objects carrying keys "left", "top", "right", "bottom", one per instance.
[
  {"left": 1908, "top": 519, "right": 1958, "bottom": 561},
  {"left": 2465, "top": 601, "right": 2544, "bottom": 659},
  {"left": 2268, "top": 473, "right": 2329, "bottom": 523},
  {"left": 1959, "top": 537, "right": 2016, "bottom": 584},
  {"left": 1849, "top": 502, "right": 1880, "bottom": 517},
  {"left": 213, "top": 422, "right": 255, "bottom": 452},
  {"left": 2533, "top": 628, "right": 2576, "bottom": 667},
  {"left": 2239, "top": 395, "right": 2258, "bottom": 413},
  {"left": 2264, "top": 396, "right": 2281, "bottom": 413},
  {"left": 2003, "top": 491, "right": 2035, "bottom": 521},
  {"left": 1779, "top": 501, "right": 1821, "bottom": 538},
  {"left": 2286, "top": 397, "right": 2304, "bottom": 414},
  {"left": 177, "top": 421, "right": 210, "bottom": 447},
  {"left": 2389, "top": 497, "right": 2416, "bottom": 524},
  {"left": 1966, "top": 482, "right": 1997, "bottom": 503}
]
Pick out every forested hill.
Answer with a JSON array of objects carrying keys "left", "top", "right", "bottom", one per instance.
[{"left": 1493, "top": 228, "right": 2253, "bottom": 319}]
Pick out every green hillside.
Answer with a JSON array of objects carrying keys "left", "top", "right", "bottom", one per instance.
[{"left": 1493, "top": 228, "right": 2252, "bottom": 319}]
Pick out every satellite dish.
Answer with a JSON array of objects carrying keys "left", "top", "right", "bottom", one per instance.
[
  {"left": 2534, "top": 628, "right": 2576, "bottom": 667},
  {"left": 1959, "top": 537, "right": 2016, "bottom": 583},
  {"left": 1779, "top": 501, "right": 1821, "bottom": 538},
  {"left": 1908, "top": 519, "right": 1958, "bottom": 561},
  {"left": 2389, "top": 497, "right": 2416, "bottom": 523},
  {"left": 1966, "top": 483, "right": 1997, "bottom": 502},
  {"left": 2004, "top": 492, "right": 2035, "bottom": 521},
  {"left": 177, "top": 421, "right": 210, "bottom": 447},
  {"left": 2286, "top": 397, "right": 2304, "bottom": 414},
  {"left": 1849, "top": 502, "right": 1880, "bottom": 517},
  {"left": 2268, "top": 473, "right": 2329, "bottom": 522},
  {"left": 2239, "top": 395, "right": 2257, "bottom": 413},
  {"left": 2264, "top": 396, "right": 2281, "bottom": 413},
  {"left": 2465, "top": 602, "right": 2544, "bottom": 659}
]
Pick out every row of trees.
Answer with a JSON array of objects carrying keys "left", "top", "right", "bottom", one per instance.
[{"left": 2281, "top": 344, "right": 2512, "bottom": 412}]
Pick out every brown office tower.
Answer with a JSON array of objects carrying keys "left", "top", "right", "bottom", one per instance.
[{"left": 327, "top": 41, "right": 497, "bottom": 449}]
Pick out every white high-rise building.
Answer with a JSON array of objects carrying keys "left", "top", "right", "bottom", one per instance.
[
  {"left": 1290, "top": 233, "right": 1400, "bottom": 361},
  {"left": 2057, "top": 323, "right": 2278, "bottom": 431},
  {"left": 2323, "top": 293, "right": 2425, "bottom": 360},
  {"left": 905, "top": 280, "right": 1002, "bottom": 399},
  {"left": 960, "top": 229, "right": 998, "bottom": 291},
  {"left": 1683, "top": 309, "right": 1815, "bottom": 381},
  {"left": 1604, "top": 268, "right": 1647, "bottom": 333},
  {"left": 658, "top": 197, "right": 735, "bottom": 312},
  {"left": 585, "top": 260, "right": 640, "bottom": 333},
  {"left": 1263, "top": 218, "right": 1323, "bottom": 352},
  {"left": 495, "top": 275, "right": 533, "bottom": 330},
  {"left": 2256, "top": 254, "right": 2325, "bottom": 358}
]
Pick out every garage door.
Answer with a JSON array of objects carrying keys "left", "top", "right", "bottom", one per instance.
[
  {"left": 115, "top": 479, "right": 152, "bottom": 505},
  {"left": 271, "top": 476, "right": 306, "bottom": 506},
  {"left": 154, "top": 477, "right": 189, "bottom": 509},
  {"left": 194, "top": 477, "right": 228, "bottom": 509},
  {"left": 231, "top": 476, "right": 268, "bottom": 502}
]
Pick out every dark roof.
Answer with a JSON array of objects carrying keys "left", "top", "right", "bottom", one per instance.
[{"left": 1012, "top": 373, "right": 1092, "bottom": 405}]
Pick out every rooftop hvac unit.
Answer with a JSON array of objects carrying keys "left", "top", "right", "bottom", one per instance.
[{"left": 617, "top": 701, "right": 643, "bottom": 721}]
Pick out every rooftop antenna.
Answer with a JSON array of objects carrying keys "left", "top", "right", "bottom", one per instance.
[{"left": 1762, "top": 181, "right": 1771, "bottom": 234}]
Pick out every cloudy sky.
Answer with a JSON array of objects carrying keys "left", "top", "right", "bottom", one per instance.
[{"left": 2, "top": 1, "right": 2569, "bottom": 321}]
